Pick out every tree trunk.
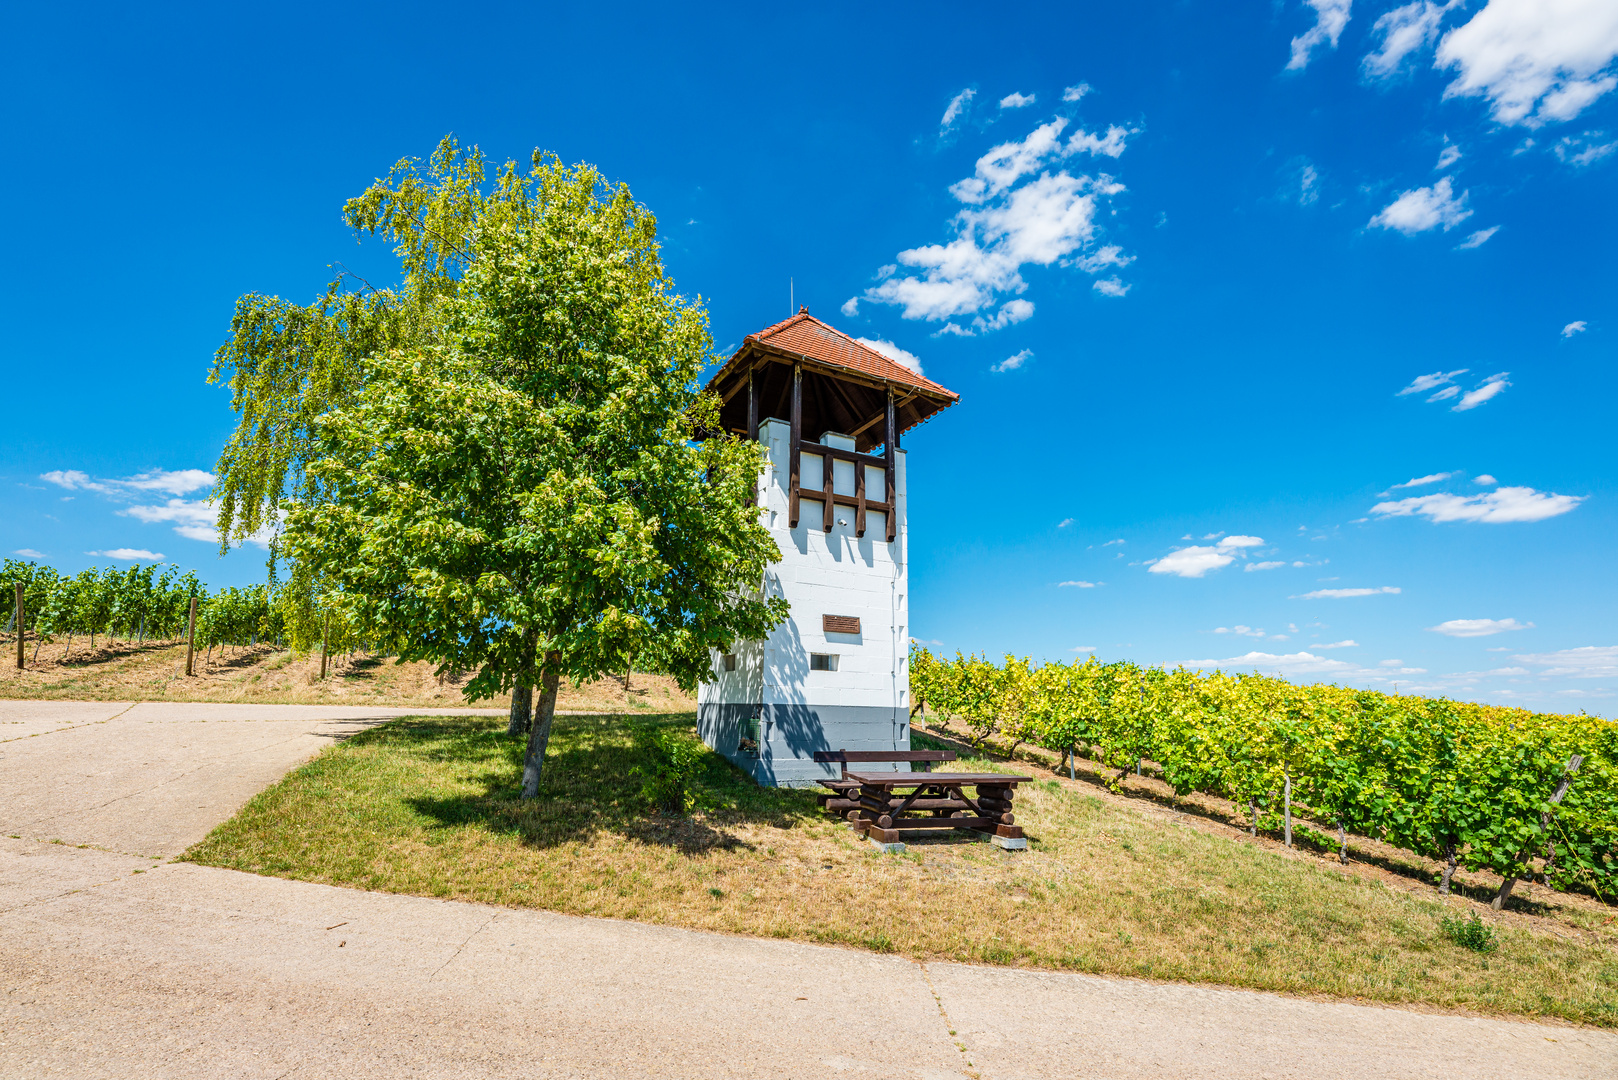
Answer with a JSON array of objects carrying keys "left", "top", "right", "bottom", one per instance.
[
  {"left": 508, "top": 681, "right": 534, "bottom": 736},
  {"left": 1439, "top": 843, "right": 1458, "bottom": 895},
  {"left": 1493, "top": 754, "right": 1582, "bottom": 911},
  {"left": 521, "top": 650, "right": 562, "bottom": 799}
]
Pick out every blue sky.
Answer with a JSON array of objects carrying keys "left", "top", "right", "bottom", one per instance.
[{"left": 3, "top": 1, "right": 1614, "bottom": 713}]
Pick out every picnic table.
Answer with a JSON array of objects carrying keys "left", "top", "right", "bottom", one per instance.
[{"left": 844, "top": 770, "right": 1031, "bottom": 849}]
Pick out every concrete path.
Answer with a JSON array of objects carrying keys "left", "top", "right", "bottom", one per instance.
[
  {"left": 0, "top": 700, "right": 509, "bottom": 857},
  {"left": 2, "top": 701, "right": 1614, "bottom": 1079}
]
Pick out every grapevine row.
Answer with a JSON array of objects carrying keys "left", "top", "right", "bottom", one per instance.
[{"left": 911, "top": 647, "right": 1616, "bottom": 905}]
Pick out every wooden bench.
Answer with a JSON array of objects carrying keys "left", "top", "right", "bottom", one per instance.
[{"left": 812, "top": 749, "right": 956, "bottom": 815}]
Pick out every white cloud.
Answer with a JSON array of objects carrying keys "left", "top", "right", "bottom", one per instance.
[
  {"left": 1288, "top": 0, "right": 1355, "bottom": 71},
  {"left": 1071, "top": 645, "right": 1097, "bottom": 653},
  {"left": 1437, "top": 0, "right": 1618, "bottom": 127},
  {"left": 950, "top": 119, "right": 1076, "bottom": 204},
  {"left": 1379, "top": 658, "right": 1406, "bottom": 666},
  {"left": 1000, "top": 92, "right": 1036, "bottom": 109},
  {"left": 1370, "top": 484, "right": 1584, "bottom": 523},
  {"left": 40, "top": 467, "right": 214, "bottom": 498},
  {"left": 1102, "top": 538, "right": 1124, "bottom": 546},
  {"left": 1059, "top": 580, "right": 1098, "bottom": 588},
  {"left": 1452, "top": 372, "right": 1510, "bottom": 410},
  {"left": 1058, "top": 518, "right": 1075, "bottom": 528},
  {"left": 86, "top": 548, "right": 165, "bottom": 561},
  {"left": 1386, "top": 471, "right": 1456, "bottom": 491},
  {"left": 1362, "top": 1, "right": 1451, "bottom": 80},
  {"left": 41, "top": 469, "right": 110, "bottom": 494},
  {"left": 1428, "top": 617, "right": 1533, "bottom": 637},
  {"left": 1186, "top": 650, "right": 1358, "bottom": 676},
  {"left": 120, "top": 498, "right": 265, "bottom": 547},
  {"left": 1435, "top": 139, "right": 1462, "bottom": 169},
  {"left": 1368, "top": 176, "right": 1472, "bottom": 233},
  {"left": 13, "top": 549, "right": 47, "bottom": 559},
  {"left": 1562, "top": 320, "right": 1588, "bottom": 336},
  {"left": 1398, "top": 369, "right": 1468, "bottom": 395},
  {"left": 1554, "top": 131, "right": 1618, "bottom": 165},
  {"left": 1293, "top": 586, "right": 1402, "bottom": 598},
  {"left": 119, "top": 469, "right": 214, "bottom": 495},
  {"left": 840, "top": 297, "right": 859, "bottom": 317},
  {"left": 1062, "top": 84, "right": 1092, "bottom": 102},
  {"left": 1315, "top": 640, "right": 1360, "bottom": 649},
  {"left": 1455, "top": 226, "right": 1500, "bottom": 249},
  {"left": 975, "top": 299, "right": 1035, "bottom": 332},
  {"left": 1513, "top": 645, "right": 1618, "bottom": 678},
  {"left": 991, "top": 348, "right": 1033, "bottom": 374},
  {"left": 1427, "top": 385, "right": 1461, "bottom": 402},
  {"left": 1148, "top": 537, "right": 1263, "bottom": 579},
  {"left": 1298, "top": 163, "right": 1321, "bottom": 205},
  {"left": 1475, "top": 474, "right": 1498, "bottom": 485},
  {"left": 864, "top": 108, "right": 1135, "bottom": 332},
  {"left": 1246, "top": 561, "right": 1286, "bottom": 572},
  {"left": 854, "top": 337, "right": 924, "bottom": 375},
  {"left": 940, "top": 88, "right": 975, "bottom": 132},
  {"left": 1149, "top": 546, "right": 1234, "bottom": 578},
  {"left": 1214, "top": 625, "right": 1268, "bottom": 638},
  {"left": 1092, "top": 277, "right": 1130, "bottom": 297}
]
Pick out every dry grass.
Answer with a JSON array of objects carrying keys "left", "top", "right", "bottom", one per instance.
[
  {"left": 0, "top": 635, "right": 693, "bottom": 712},
  {"left": 185, "top": 712, "right": 1618, "bottom": 1026}
]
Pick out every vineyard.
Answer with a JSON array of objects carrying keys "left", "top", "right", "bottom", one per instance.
[
  {"left": 911, "top": 648, "right": 1617, "bottom": 909},
  {"left": 1, "top": 557, "right": 365, "bottom": 667}
]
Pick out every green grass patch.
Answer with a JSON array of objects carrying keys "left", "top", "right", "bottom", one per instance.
[{"left": 184, "top": 714, "right": 1618, "bottom": 1025}]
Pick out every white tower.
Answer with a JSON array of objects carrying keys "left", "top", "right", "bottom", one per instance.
[{"left": 697, "top": 309, "right": 960, "bottom": 786}]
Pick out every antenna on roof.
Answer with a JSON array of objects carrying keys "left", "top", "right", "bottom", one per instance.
[{"left": 790, "top": 277, "right": 793, "bottom": 316}]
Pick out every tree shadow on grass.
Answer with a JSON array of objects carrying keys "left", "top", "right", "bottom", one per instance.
[{"left": 382, "top": 712, "right": 823, "bottom": 855}]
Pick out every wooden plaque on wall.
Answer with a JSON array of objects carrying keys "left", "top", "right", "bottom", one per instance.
[{"left": 822, "top": 614, "right": 861, "bottom": 635}]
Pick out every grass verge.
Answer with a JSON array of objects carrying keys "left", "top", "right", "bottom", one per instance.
[{"left": 184, "top": 713, "right": 1618, "bottom": 1025}]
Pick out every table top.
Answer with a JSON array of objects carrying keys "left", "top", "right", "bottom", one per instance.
[{"left": 845, "top": 771, "right": 1032, "bottom": 786}]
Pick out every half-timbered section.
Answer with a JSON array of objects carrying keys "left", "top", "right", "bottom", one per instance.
[{"left": 697, "top": 309, "right": 959, "bottom": 787}]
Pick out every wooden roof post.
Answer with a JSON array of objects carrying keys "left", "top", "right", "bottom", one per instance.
[
  {"left": 789, "top": 362, "right": 802, "bottom": 528},
  {"left": 885, "top": 389, "right": 897, "bottom": 543},
  {"left": 746, "top": 367, "right": 758, "bottom": 442},
  {"left": 746, "top": 368, "right": 760, "bottom": 506},
  {"left": 854, "top": 443, "right": 867, "bottom": 538}
]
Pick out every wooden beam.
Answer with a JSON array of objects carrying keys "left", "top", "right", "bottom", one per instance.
[
  {"left": 746, "top": 370, "right": 757, "bottom": 441},
  {"left": 822, "top": 439, "right": 835, "bottom": 533},
  {"left": 789, "top": 363, "right": 802, "bottom": 529},
  {"left": 885, "top": 391, "right": 897, "bottom": 543},
  {"left": 854, "top": 446, "right": 866, "bottom": 538}
]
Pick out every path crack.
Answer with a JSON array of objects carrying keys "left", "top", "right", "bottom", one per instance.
[
  {"left": 917, "top": 961, "right": 978, "bottom": 1079},
  {"left": 430, "top": 912, "right": 498, "bottom": 980}
]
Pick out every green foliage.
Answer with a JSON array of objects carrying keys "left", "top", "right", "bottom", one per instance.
[
  {"left": 217, "top": 139, "right": 787, "bottom": 715},
  {"left": 910, "top": 644, "right": 1618, "bottom": 899},
  {"left": 1440, "top": 911, "right": 1499, "bottom": 953},
  {"left": 630, "top": 721, "right": 701, "bottom": 815}
]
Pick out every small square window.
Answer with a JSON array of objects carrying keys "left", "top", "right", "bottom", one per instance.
[
  {"left": 810, "top": 653, "right": 839, "bottom": 672},
  {"left": 722, "top": 653, "right": 737, "bottom": 672}
]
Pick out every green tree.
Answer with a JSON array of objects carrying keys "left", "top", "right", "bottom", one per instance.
[{"left": 223, "top": 141, "right": 786, "bottom": 796}]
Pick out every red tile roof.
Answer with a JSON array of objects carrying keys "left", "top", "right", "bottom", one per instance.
[{"left": 734, "top": 309, "right": 959, "bottom": 401}]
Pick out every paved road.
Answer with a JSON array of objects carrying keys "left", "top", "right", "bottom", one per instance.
[
  {"left": 0, "top": 700, "right": 507, "bottom": 857},
  {"left": 2, "top": 701, "right": 1614, "bottom": 1079}
]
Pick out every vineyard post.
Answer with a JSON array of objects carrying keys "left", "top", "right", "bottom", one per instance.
[
  {"left": 184, "top": 597, "right": 197, "bottom": 676},
  {"left": 1070, "top": 745, "right": 1076, "bottom": 780},
  {"left": 1283, "top": 767, "right": 1293, "bottom": 848},
  {"left": 14, "top": 583, "right": 23, "bottom": 670},
  {"left": 319, "top": 613, "right": 329, "bottom": 680},
  {"left": 1492, "top": 754, "right": 1583, "bottom": 911}
]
